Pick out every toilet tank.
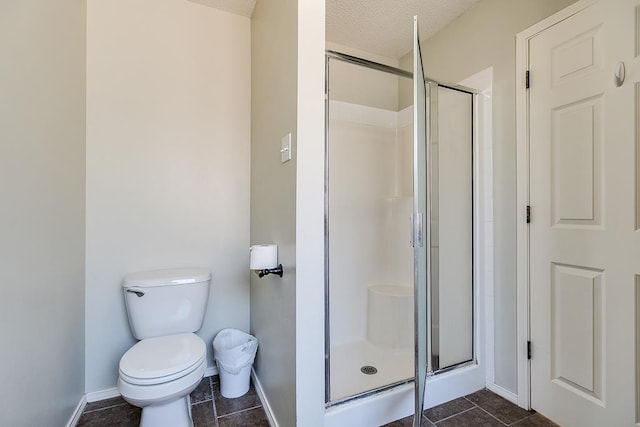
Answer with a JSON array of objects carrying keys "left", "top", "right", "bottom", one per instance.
[{"left": 122, "top": 268, "right": 211, "bottom": 340}]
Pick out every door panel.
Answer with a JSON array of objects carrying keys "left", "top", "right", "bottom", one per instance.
[
  {"left": 414, "top": 19, "right": 478, "bottom": 418},
  {"left": 550, "top": 263, "right": 603, "bottom": 400},
  {"left": 551, "top": 96, "right": 602, "bottom": 226},
  {"left": 529, "top": 1, "right": 640, "bottom": 424},
  {"left": 432, "top": 86, "right": 474, "bottom": 371}
]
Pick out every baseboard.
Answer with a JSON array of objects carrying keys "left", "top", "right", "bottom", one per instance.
[
  {"left": 204, "top": 364, "right": 218, "bottom": 378},
  {"left": 86, "top": 387, "right": 120, "bottom": 403},
  {"left": 65, "top": 394, "right": 87, "bottom": 427},
  {"left": 251, "top": 368, "right": 278, "bottom": 427},
  {"left": 486, "top": 382, "right": 519, "bottom": 405}
]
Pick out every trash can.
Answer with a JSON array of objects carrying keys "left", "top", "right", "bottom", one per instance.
[{"left": 212, "top": 329, "right": 258, "bottom": 398}]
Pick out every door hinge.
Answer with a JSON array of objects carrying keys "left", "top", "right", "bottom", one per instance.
[
  {"left": 526, "top": 205, "right": 531, "bottom": 224},
  {"left": 526, "top": 70, "right": 530, "bottom": 89},
  {"left": 527, "top": 341, "right": 532, "bottom": 360}
]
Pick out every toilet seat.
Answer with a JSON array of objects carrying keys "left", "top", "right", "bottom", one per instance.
[{"left": 119, "top": 333, "right": 205, "bottom": 386}]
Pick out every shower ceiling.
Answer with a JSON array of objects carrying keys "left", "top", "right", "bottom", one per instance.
[{"left": 326, "top": 0, "right": 481, "bottom": 59}]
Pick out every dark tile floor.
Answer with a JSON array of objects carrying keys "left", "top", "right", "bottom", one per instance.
[
  {"left": 78, "top": 375, "right": 269, "bottom": 427},
  {"left": 384, "top": 389, "right": 558, "bottom": 427},
  {"left": 78, "top": 381, "right": 555, "bottom": 427}
]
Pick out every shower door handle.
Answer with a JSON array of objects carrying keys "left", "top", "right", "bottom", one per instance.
[
  {"left": 413, "top": 212, "right": 424, "bottom": 248},
  {"left": 410, "top": 215, "right": 414, "bottom": 246},
  {"left": 416, "top": 212, "right": 424, "bottom": 248}
]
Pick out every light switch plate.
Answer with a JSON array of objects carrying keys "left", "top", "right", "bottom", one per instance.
[{"left": 280, "top": 133, "right": 291, "bottom": 163}]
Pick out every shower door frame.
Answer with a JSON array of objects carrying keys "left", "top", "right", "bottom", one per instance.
[{"left": 323, "top": 50, "right": 480, "bottom": 407}]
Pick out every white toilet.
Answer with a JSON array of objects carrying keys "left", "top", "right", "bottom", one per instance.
[{"left": 117, "top": 268, "right": 211, "bottom": 427}]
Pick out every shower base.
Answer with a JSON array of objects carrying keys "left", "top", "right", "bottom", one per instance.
[{"left": 330, "top": 340, "right": 413, "bottom": 401}]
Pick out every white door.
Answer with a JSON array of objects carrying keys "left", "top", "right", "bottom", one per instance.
[{"left": 529, "top": 0, "right": 640, "bottom": 425}]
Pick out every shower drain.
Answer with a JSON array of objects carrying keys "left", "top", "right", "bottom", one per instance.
[{"left": 360, "top": 365, "right": 378, "bottom": 375}]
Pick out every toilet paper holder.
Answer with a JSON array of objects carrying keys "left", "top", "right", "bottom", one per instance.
[
  {"left": 250, "top": 244, "right": 284, "bottom": 278},
  {"left": 254, "top": 264, "right": 283, "bottom": 278}
]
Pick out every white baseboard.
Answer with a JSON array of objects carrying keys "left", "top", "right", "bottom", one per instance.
[
  {"left": 86, "top": 387, "right": 121, "bottom": 403},
  {"left": 251, "top": 368, "right": 278, "bottom": 427},
  {"left": 485, "top": 382, "right": 519, "bottom": 405},
  {"left": 204, "top": 364, "right": 218, "bottom": 378},
  {"left": 65, "top": 395, "right": 87, "bottom": 427}
]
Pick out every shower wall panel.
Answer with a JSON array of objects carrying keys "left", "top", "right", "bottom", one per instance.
[{"left": 328, "top": 101, "right": 413, "bottom": 347}]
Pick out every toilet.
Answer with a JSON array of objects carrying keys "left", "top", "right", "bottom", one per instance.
[{"left": 117, "top": 268, "right": 211, "bottom": 427}]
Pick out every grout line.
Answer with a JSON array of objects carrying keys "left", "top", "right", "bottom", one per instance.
[
  {"left": 211, "top": 400, "right": 220, "bottom": 427},
  {"left": 216, "top": 405, "right": 263, "bottom": 420},
  {"left": 506, "top": 413, "right": 537, "bottom": 426},
  {"left": 208, "top": 377, "right": 220, "bottom": 427},
  {"left": 432, "top": 407, "right": 478, "bottom": 424},
  {"left": 82, "top": 402, "right": 128, "bottom": 414},
  {"left": 423, "top": 413, "right": 436, "bottom": 426},
  {"left": 191, "top": 396, "right": 214, "bottom": 405},
  {"left": 463, "top": 394, "right": 478, "bottom": 406},
  {"left": 463, "top": 393, "right": 533, "bottom": 426},
  {"left": 462, "top": 396, "right": 480, "bottom": 410},
  {"left": 190, "top": 378, "right": 214, "bottom": 406},
  {"left": 424, "top": 397, "right": 478, "bottom": 424},
  {"left": 424, "top": 399, "right": 476, "bottom": 425},
  {"left": 473, "top": 405, "right": 509, "bottom": 426}
]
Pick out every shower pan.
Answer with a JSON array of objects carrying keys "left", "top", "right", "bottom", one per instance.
[{"left": 324, "top": 18, "right": 484, "bottom": 426}]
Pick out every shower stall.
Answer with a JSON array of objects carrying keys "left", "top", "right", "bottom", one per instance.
[
  {"left": 325, "top": 52, "right": 416, "bottom": 402},
  {"left": 324, "top": 21, "right": 483, "bottom": 424}
]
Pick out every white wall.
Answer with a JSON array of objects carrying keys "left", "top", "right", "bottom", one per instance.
[
  {"left": 0, "top": 1, "right": 86, "bottom": 425},
  {"left": 410, "top": 0, "right": 577, "bottom": 393},
  {"left": 295, "top": 0, "right": 326, "bottom": 423},
  {"left": 85, "top": 0, "right": 251, "bottom": 392}
]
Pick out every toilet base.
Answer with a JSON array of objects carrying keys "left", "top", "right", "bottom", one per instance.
[
  {"left": 118, "top": 335, "right": 206, "bottom": 427},
  {"left": 140, "top": 394, "right": 193, "bottom": 427}
]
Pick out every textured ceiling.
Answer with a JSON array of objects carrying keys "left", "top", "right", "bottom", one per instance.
[
  {"left": 188, "top": 0, "right": 480, "bottom": 60},
  {"left": 326, "top": 0, "right": 481, "bottom": 59},
  {"left": 187, "top": 0, "right": 256, "bottom": 17}
]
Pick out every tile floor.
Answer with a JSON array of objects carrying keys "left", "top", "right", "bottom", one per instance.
[
  {"left": 78, "top": 380, "right": 556, "bottom": 427},
  {"left": 383, "top": 388, "right": 558, "bottom": 427},
  {"left": 78, "top": 375, "right": 269, "bottom": 427}
]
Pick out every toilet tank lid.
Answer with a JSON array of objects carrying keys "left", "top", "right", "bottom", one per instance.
[{"left": 122, "top": 268, "right": 211, "bottom": 288}]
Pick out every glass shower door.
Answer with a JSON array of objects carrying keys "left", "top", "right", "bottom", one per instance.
[
  {"left": 413, "top": 19, "right": 475, "bottom": 425},
  {"left": 325, "top": 52, "right": 415, "bottom": 404},
  {"left": 412, "top": 15, "right": 428, "bottom": 426},
  {"left": 324, "top": 18, "right": 475, "bottom": 414}
]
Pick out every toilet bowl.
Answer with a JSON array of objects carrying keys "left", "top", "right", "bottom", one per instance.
[
  {"left": 118, "top": 333, "right": 206, "bottom": 427},
  {"left": 117, "top": 268, "right": 212, "bottom": 427}
]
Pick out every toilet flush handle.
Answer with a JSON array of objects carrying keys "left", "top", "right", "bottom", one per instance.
[{"left": 126, "top": 288, "right": 145, "bottom": 298}]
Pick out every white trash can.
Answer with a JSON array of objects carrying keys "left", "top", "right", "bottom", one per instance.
[{"left": 212, "top": 329, "right": 258, "bottom": 398}]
